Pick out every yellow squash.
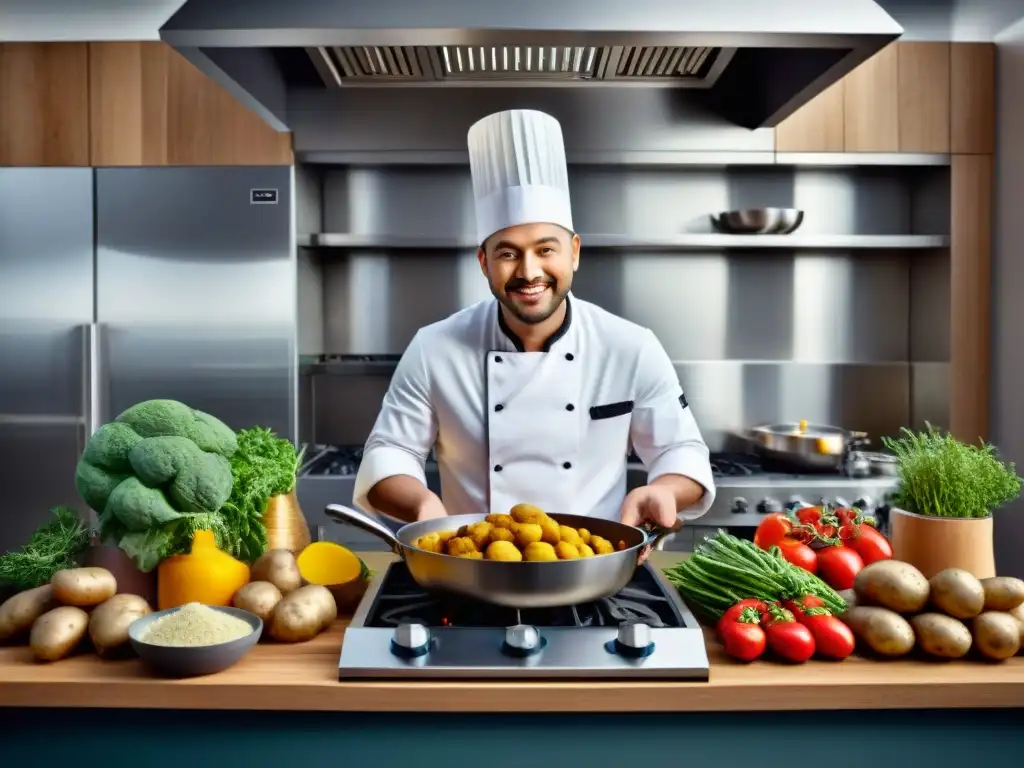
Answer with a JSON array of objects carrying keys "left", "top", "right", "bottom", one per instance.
[{"left": 157, "top": 530, "right": 251, "bottom": 611}]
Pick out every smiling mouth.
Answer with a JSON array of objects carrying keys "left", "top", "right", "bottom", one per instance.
[{"left": 510, "top": 283, "right": 550, "bottom": 299}]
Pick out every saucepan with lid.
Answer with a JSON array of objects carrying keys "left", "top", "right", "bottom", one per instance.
[
  {"left": 747, "top": 419, "right": 870, "bottom": 471},
  {"left": 325, "top": 504, "right": 669, "bottom": 608}
]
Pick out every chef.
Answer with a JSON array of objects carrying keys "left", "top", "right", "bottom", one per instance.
[{"left": 353, "top": 109, "right": 715, "bottom": 532}]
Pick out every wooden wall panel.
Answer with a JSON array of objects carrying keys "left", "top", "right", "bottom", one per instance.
[
  {"left": 950, "top": 154, "right": 993, "bottom": 443},
  {"left": 0, "top": 43, "right": 90, "bottom": 166}
]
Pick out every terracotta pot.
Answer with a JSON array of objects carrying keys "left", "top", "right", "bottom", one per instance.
[
  {"left": 262, "top": 490, "right": 311, "bottom": 552},
  {"left": 82, "top": 544, "right": 158, "bottom": 605},
  {"left": 889, "top": 508, "right": 996, "bottom": 579}
]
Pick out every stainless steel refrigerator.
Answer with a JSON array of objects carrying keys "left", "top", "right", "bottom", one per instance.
[{"left": 0, "top": 166, "right": 296, "bottom": 554}]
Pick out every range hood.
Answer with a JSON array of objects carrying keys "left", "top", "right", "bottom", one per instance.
[{"left": 160, "top": 0, "right": 902, "bottom": 132}]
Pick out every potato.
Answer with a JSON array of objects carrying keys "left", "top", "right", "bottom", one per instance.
[
  {"left": 1009, "top": 604, "right": 1024, "bottom": 653},
  {"left": 0, "top": 585, "right": 55, "bottom": 641},
  {"left": 911, "top": 613, "right": 973, "bottom": 659},
  {"left": 981, "top": 577, "right": 1024, "bottom": 612},
  {"left": 30, "top": 606, "right": 89, "bottom": 661},
  {"left": 232, "top": 581, "right": 283, "bottom": 623},
  {"left": 268, "top": 584, "right": 336, "bottom": 643},
  {"left": 929, "top": 568, "right": 985, "bottom": 619},
  {"left": 972, "top": 611, "right": 1021, "bottom": 661},
  {"left": 853, "top": 560, "right": 930, "bottom": 614},
  {"left": 251, "top": 549, "right": 303, "bottom": 595},
  {"left": 841, "top": 606, "right": 916, "bottom": 657},
  {"left": 88, "top": 594, "right": 152, "bottom": 657},
  {"left": 51, "top": 567, "right": 117, "bottom": 607}
]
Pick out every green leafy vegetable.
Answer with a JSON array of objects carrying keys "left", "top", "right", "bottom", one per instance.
[
  {"left": 219, "top": 427, "right": 304, "bottom": 564},
  {"left": 0, "top": 507, "right": 91, "bottom": 591},
  {"left": 76, "top": 399, "right": 238, "bottom": 571},
  {"left": 882, "top": 424, "right": 1023, "bottom": 519},
  {"left": 664, "top": 530, "right": 846, "bottom": 620}
]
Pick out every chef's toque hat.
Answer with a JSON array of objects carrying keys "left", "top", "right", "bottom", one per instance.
[{"left": 467, "top": 109, "right": 574, "bottom": 245}]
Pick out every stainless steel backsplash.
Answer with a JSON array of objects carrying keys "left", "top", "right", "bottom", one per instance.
[{"left": 298, "top": 163, "right": 950, "bottom": 450}]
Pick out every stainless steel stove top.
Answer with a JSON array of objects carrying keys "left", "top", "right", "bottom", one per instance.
[{"left": 338, "top": 562, "right": 710, "bottom": 680}]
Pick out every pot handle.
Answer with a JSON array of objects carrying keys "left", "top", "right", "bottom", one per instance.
[
  {"left": 637, "top": 524, "right": 676, "bottom": 564},
  {"left": 325, "top": 504, "right": 404, "bottom": 557}
]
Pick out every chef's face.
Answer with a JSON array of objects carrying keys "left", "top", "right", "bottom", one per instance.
[{"left": 478, "top": 223, "right": 580, "bottom": 325}]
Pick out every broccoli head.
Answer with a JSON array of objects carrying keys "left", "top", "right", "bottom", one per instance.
[{"left": 75, "top": 400, "right": 238, "bottom": 569}]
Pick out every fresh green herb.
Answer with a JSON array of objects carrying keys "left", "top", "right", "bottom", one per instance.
[
  {"left": 0, "top": 507, "right": 91, "bottom": 591},
  {"left": 219, "top": 427, "right": 305, "bottom": 563},
  {"left": 663, "top": 530, "right": 846, "bottom": 621},
  {"left": 882, "top": 424, "right": 1023, "bottom": 519}
]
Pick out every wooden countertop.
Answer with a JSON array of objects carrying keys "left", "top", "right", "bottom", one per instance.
[{"left": 1, "top": 553, "right": 1023, "bottom": 713}]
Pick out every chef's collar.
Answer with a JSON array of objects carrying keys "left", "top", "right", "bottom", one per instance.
[{"left": 496, "top": 295, "right": 573, "bottom": 353}]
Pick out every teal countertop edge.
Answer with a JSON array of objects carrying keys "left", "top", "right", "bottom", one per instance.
[{"left": 1, "top": 707, "right": 1020, "bottom": 767}]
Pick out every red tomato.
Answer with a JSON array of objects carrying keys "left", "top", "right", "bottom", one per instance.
[
  {"left": 795, "top": 506, "right": 822, "bottom": 526},
  {"left": 817, "top": 523, "right": 838, "bottom": 539},
  {"left": 764, "top": 619, "right": 815, "bottom": 663},
  {"left": 846, "top": 524, "right": 893, "bottom": 565},
  {"left": 816, "top": 546, "right": 865, "bottom": 590},
  {"left": 720, "top": 620, "right": 767, "bottom": 662},
  {"left": 753, "top": 513, "right": 792, "bottom": 549},
  {"left": 803, "top": 613, "right": 855, "bottom": 660},
  {"left": 838, "top": 522, "right": 858, "bottom": 541},
  {"left": 776, "top": 538, "right": 818, "bottom": 573},
  {"left": 717, "top": 600, "right": 769, "bottom": 635},
  {"left": 834, "top": 507, "right": 855, "bottom": 525},
  {"left": 783, "top": 595, "right": 825, "bottom": 621}
]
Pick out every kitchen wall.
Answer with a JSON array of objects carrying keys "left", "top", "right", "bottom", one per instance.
[
  {"left": 992, "top": 18, "right": 1024, "bottom": 578},
  {"left": 294, "top": 87, "right": 952, "bottom": 452}
]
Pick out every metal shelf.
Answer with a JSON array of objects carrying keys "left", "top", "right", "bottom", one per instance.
[
  {"left": 297, "top": 150, "right": 949, "bottom": 168},
  {"left": 299, "top": 233, "right": 950, "bottom": 250}
]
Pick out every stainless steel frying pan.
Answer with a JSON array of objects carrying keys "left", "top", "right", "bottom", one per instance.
[{"left": 325, "top": 504, "right": 666, "bottom": 609}]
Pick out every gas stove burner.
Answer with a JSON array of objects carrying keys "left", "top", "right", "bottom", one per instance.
[
  {"left": 304, "top": 445, "right": 364, "bottom": 476},
  {"left": 338, "top": 561, "right": 710, "bottom": 680},
  {"left": 365, "top": 563, "right": 679, "bottom": 630},
  {"left": 709, "top": 452, "right": 762, "bottom": 478}
]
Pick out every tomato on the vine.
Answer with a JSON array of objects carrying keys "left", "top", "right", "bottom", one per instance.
[
  {"left": 845, "top": 523, "right": 893, "bottom": 565},
  {"left": 795, "top": 506, "right": 822, "bottom": 526},
  {"left": 817, "top": 545, "right": 864, "bottom": 590},
  {"left": 776, "top": 538, "right": 818, "bottom": 573},
  {"left": 753, "top": 513, "right": 792, "bottom": 549}
]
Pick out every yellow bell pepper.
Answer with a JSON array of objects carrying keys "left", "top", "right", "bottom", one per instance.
[{"left": 157, "top": 529, "right": 250, "bottom": 611}]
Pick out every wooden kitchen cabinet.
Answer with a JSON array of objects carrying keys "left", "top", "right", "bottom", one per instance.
[
  {"left": 88, "top": 42, "right": 293, "bottom": 166},
  {"left": 774, "top": 80, "right": 845, "bottom": 153},
  {"left": 0, "top": 44, "right": 91, "bottom": 166},
  {"left": 951, "top": 43, "right": 996, "bottom": 154},
  {"left": 844, "top": 43, "right": 900, "bottom": 152},
  {"left": 775, "top": 41, "right": 960, "bottom": 154},
  {"left": 898, "top": 42, "right": 950, "bottom": 153}
]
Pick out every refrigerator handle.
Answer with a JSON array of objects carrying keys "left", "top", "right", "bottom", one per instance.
[{"left": 82, "top": 322, "right": 104, "bottom": 439}]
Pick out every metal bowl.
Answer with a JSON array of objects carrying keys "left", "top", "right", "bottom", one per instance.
[
  {"left": 128, "top": 605, "right": 263, "bottom": 678},
  {"left": 710, "top": 207, "right": 804, "bottom": 235}
]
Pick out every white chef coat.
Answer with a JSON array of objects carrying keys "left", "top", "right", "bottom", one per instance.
[{"left": 353, "top": 295, "right": 716, "bottom": 522}]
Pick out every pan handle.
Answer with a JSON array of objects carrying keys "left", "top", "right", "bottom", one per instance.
[{"left": 325, "top": 504, "right": 403, "bottom": 556}]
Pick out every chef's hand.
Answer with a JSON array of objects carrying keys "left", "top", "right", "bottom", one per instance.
[
  {"left": 620, "top": 484, "right": 679, "bottom": 530},
  {"left": 414, "top": 491, "right": 449, "bottom": 522}
]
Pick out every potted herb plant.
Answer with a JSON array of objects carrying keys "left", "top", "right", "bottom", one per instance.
[{"left": 882, "top": 424, "right": 1023, "bottom": 579}]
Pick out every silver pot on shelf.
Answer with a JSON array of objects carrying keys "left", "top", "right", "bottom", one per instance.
[{"left": 710, "top": 207, "right": 804, "bottom": 235}]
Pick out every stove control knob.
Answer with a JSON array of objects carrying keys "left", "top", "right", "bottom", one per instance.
[
  {"left": 730, "top": 496, "right": 749, "bottom": 514},
  {"left": 503, "top": 624, "right": 544, "bottom": 657},
  {"left": 757, "top": 498, "right": 782, "bottom": 515},
  {"left": 613, "top": 620, "right": 656, "bottom": 658},
  {"left": 854, "top": 496, "right": 874, "bottom": 511},
  {"left": 786, "top": 496, "right": 808, "bottom": 511},
  {"left": 834, "top": 496, "right": 851, "bottom": 509},
  {"left": 391, "top": 622, "right": 430, "bottom": 659}
]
